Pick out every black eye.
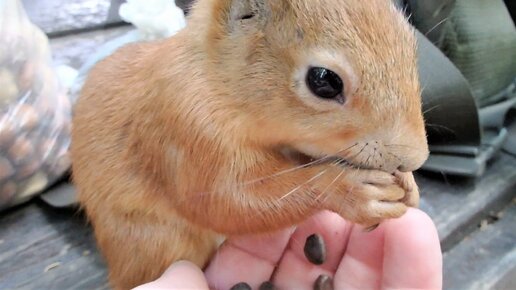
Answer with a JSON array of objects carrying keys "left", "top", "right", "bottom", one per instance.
[
  {"left": 306, "top": 67, "right": 344, "bottom": 103},
  {"left": 240, "top": 13, "right": 255, "bottom": 20}
]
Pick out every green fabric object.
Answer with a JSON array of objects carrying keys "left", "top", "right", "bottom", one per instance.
[
  {"left": 405, "top": 0, "right": 457, "bottom": 46},
  {"left": 440, "top": 0, "right": 516, "bottom": 107}
]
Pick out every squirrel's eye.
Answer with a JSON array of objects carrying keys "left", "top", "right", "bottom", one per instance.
[
  {"left": 306, "top": 67, "right": 344, "bottom": 103},
  {"left": 240, "top": 13, "right": 255, "bottom": 20}
]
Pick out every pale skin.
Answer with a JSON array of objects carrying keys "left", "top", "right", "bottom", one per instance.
[{"left": 134, "top": 208, "right": 443, "bottom": 290}]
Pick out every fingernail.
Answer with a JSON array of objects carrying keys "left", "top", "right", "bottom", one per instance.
[
  {"left": 259, "top": 281, "right": 278, "bottom": 290},
  {"left": 230, "top": 282, "right": 252, "bottom": 290},
  {"left": 313, "top": 275, "right": 334, "bottom": 290},
  {"left": 364, "top": 223, "right": 380, "bottom": 232},
  {"left": 304, "top": 234, "right": 326, "bottom": 265}
]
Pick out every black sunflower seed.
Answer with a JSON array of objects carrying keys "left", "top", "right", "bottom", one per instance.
[
  {"left": 230, "top": 282, "right": 252, "bottom": 290},
  {"left": 259, "top": 281, "right": 278, "bottom": 290},
  {"left": 304, "top": 234, "right": 327, "bottom": 265},
  {"left": 313, "top": 275, "right": 334, "bottom": 290}
]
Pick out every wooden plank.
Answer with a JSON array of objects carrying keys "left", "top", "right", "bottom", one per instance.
[
  {"left": 50, "top": 26, "right": 133, "bottom": 70},
  {"left": 442, "top": 201, "right": 516, "bottom": 290},
  {"left": 416, "top": 152, "right": 516, "bottom": 251},
  {"left": 0, "top": 202, "right": 108, "bottom": 290},
  {"left": 22, "top": 0, "right": 125, "bottom": 37}
]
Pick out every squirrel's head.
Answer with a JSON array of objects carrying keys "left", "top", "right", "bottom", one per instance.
[{"left": 187, "top": 0, "right": 428, "bottom": 173}]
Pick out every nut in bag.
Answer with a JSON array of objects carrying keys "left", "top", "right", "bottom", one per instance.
[{"left": 0, "top": 0, "right": 71, "bottom": 210}]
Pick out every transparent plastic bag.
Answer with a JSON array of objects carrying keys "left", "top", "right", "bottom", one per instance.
[{"left": 0, "top": 0, "right": 71, "bottom": 210}]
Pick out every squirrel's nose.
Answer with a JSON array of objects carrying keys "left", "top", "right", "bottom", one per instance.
[{"left": 396, "top": 147, "right": 429, "bottom": 172}]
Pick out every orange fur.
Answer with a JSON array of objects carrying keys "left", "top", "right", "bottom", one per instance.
[{"left": 71, "top": 0, "right": 428, "bottom": 289}]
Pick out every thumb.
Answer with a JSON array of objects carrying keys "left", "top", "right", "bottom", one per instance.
[{"left": 133, "top": 261, "right": 210, "bottom": 290}]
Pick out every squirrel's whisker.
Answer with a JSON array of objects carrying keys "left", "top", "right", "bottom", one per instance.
[
  {"left": 243, "top": 143, "right": 358, "bottom": 185},
  {"left": 279, "top": 169, "right": 328, "bottom": 201},
  {"left": 316, "top": 161, "right": 346, "bottom": 201}
]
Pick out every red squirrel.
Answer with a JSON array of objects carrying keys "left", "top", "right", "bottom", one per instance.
[{"left": 71, "top": 0, "right": 429, "bottom": 288}]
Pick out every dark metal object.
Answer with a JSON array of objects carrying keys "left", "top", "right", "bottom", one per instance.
[
  {"left": 416, "top": 29, "right": 513, "bottom": 177},
  {"left": 416, "top": 30, "right": 481, "bottom": 150}
]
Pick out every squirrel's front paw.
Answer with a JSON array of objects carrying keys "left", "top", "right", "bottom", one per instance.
[
  {"left": 394, "top": 170, "right": 420, "bottom": 207},
  {"left": 326, "top": 169, "right": 409, "bottom": 228}
]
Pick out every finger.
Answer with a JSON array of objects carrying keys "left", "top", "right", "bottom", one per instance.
[
  {"left": 133, "top": 260, "right": 209, "bottom": 290},
  {"left": 334, "top": 221, "right": 386, "bottom": 289},
  {"left": 382, "top": 208, "right": 442, "bottom": 289},
  {"left": 274, "top": 211, "right": 353, "bottom": 290},
  {"left": 205, "top": 227, "right": 294, "bottom": 290}
]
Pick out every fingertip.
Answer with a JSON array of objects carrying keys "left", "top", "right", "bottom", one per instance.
[
  {"left": 386, "top": 208, "right": 436, "bottom": 230},
  {"left": 134, "top": 260, "right": 209, "bottom": 290},
  {"left": 163, "top": 260, "right": 205, "bottom": 276},
  {"left": 385, "top": 208, "right": 441, "bottom": 258},
  {"left": 383, "top": 208, "right": 443, "bottom": 289}
]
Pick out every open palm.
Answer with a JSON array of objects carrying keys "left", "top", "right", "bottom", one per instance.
[{"left": 135, "top": 209, "right": 442, "bottom": 290}]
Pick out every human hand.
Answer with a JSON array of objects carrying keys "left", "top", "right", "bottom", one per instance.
[{"left": 134, "top": 208, "right": 442, "bottom": 290}]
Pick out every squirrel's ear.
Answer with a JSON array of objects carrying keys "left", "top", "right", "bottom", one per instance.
[{"left": 227, "top": 0, "right": 269, "bottom": 26}]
